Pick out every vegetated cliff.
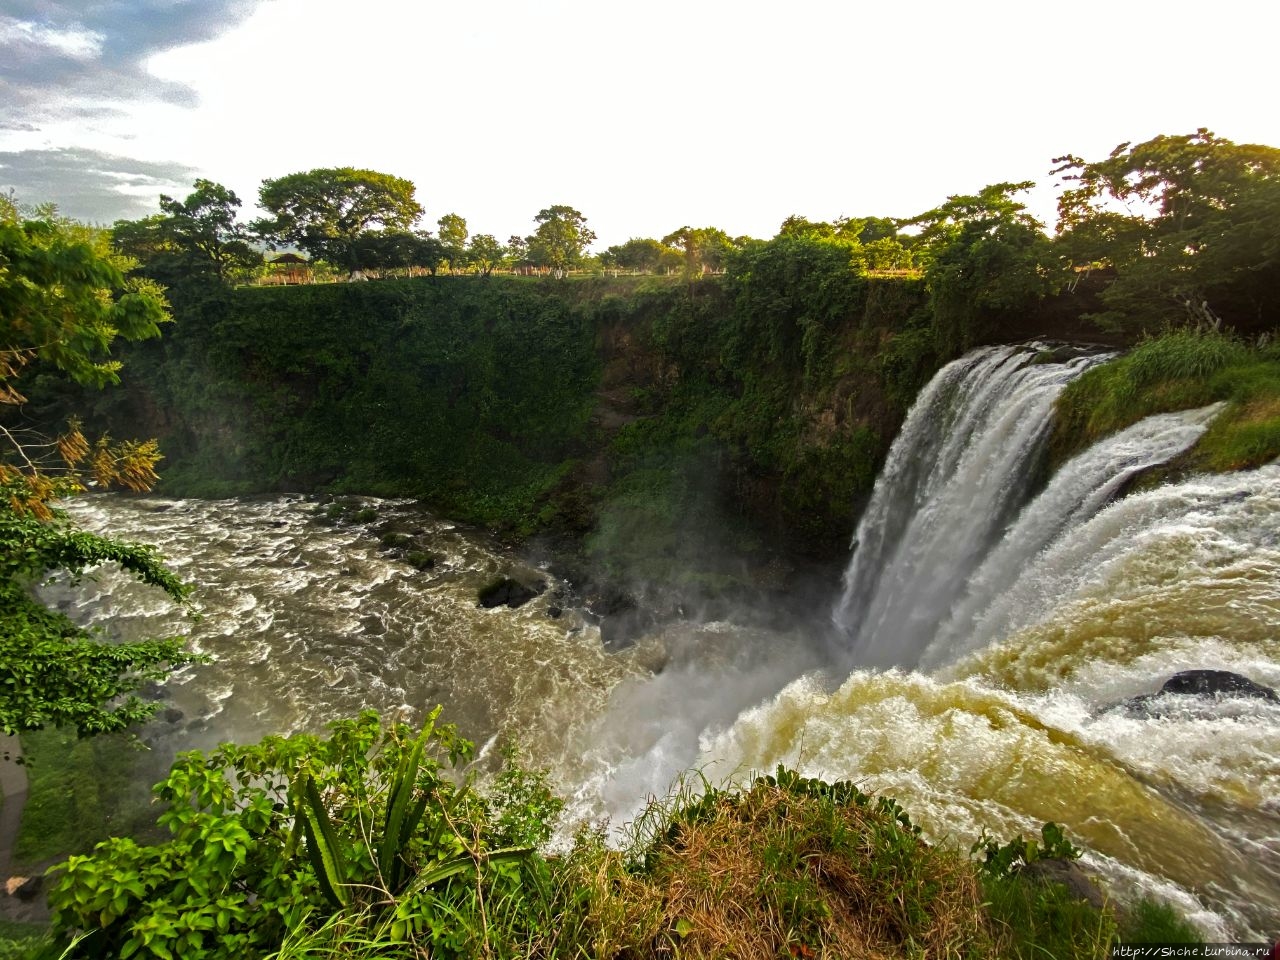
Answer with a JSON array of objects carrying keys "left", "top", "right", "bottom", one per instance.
[{"left": 36, "top": 263, "right": 1119, "bottom": 612}]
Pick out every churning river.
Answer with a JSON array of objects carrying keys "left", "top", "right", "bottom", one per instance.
[{"left": 41, "top": 343, "right": 1280, "bottom": 940}]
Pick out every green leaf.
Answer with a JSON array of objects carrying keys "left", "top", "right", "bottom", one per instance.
[{"left": 295, "top": 774, "right": 349, "bottom": 908}]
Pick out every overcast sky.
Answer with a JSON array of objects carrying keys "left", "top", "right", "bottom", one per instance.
[{"left": 2, "top": 0, "right": 1277, "bottom": 249}]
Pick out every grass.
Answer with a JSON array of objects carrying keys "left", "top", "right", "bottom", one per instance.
[
  {"left": 983, "top": 875, "right": 1114, "bottom": 959},
  {"left": 1116, "top": 896, "right": 1204, "bottom": 945},
  {"left": 1052, "top": 328, "right": 1280, "bottom": 471},
  {"left": 0, "top": 921, "right": 50, "bottom": 960}
]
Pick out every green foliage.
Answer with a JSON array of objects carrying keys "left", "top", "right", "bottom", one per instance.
[
  {"left": 483, "top": 743, "right": 564, "bottom": 850},
  {"left": 77, "top": 278, "right": 601, "bottom": 535},
  {"left": 15, "top": 727, "right": 157, "bottom": 864},
  {"left": 37, "top": 709, "right": 1175, "bottom": 960},
  {"left": 154, "top": 180, "right": 261, "bottom": 285},
  {"left": 906, "top": 182, "right": 1059, "bottom": 356},
  {"left": 1055, "top": 129, "right": 1280, "bottom": 334},
  {"left": 526, "top": 206, "right": 595, "bottom": 273},
  {"left": 1, "top": 195, "right": 169, "bottom": 391},
  {"left": 0, "top": 920, "right": 49, "bottom": 960},
  {"left": 982, "top": 874, "right": 1115, "bottom": 960},
  {"left": 971, "top": 821, "right": 1082, "bottom": 879},
  {"left": 47, "top": 710, "right": 545, "bottom": 960},
  {"left": 0, "top": 504, "right": 198, "bottom": 736}
]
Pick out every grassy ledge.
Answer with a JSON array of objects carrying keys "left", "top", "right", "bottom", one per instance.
[{"left": 1051, "top": 328, "right": 1280, "bottom": 471}]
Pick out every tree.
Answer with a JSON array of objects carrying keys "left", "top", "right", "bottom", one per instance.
[
  {"left": 466, "top": 234, "right": 504, "bottom": 276},
  {"left": 526, "top": 205, "right": 595, "bottom": 275},
  {"left": 0, "top": 196, "right": 198, "bottom": 734},
  {"left": 903, "top": 182, "right": 1057, "bottom": 354},
  {"left": 506, "top": 235, "right": 529, "bottom": 271},
  {"left": 436, "top": 212, "right": 468, "bottom": 271},
  {"left": 601, "top": 237, "right": 667, "bottom": 273},
  {"left": 1053, "top": 130, "right": 1280, "bottom": 333},
  {"left": 662, "top": 226, "right": 734, "bottom": 278},
  {"left": 157, "top": 179, "right": 261, "bottom": 283},
  {"left": 253, "top": 168, "right": 423, "bottom": 274}
]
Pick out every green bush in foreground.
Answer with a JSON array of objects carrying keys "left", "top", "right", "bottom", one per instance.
[
  {"left": 42, "top": 713, "right": 1190, "bottom": 959},
  {"left": 46, "top": 710, "right": 557, "bottom": 959}
]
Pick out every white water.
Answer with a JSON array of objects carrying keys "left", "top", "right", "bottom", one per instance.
[
  {"left": 41, "top": 344, "right": 1280, "bottom": 939},
  {"left": 834, "top": 344, "right": 1112, "bottom": 668}
]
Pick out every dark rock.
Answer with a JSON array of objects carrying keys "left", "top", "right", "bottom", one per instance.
[
  {"left": 598, "top": 605, "right": 656, "bottom": 650},
  {"left": 1112, "top": 669, "right": 1280, "bottom": 716},
  {"left": 360, "top": 615, "right": 386, "bottom": 636},
  {"left": 1019, "top": 858, "right": 1105, "bottom": 910},
  {"left": 1159, "top": 670, "right": 1278, "bottom": 702},
  {"left": 161, "top": 707, "right": 184, "bottom": 724},
  {"left": 478, "top": 577, "right": 544, "bottom": 609},
  {"left": 588, "top": 590, "right": 637, "bottom": 619},
  {"left": 11, "top": 875, "right": 42, "bottom": 901},
  {"left": 547, "top": 606, "right": 563, "bottom": 619}
]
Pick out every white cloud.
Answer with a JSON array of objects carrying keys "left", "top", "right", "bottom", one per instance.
[{"left": 0, "top": 16, "right": 104, "bottom": 60}]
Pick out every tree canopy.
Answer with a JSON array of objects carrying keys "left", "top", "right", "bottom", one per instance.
[
  {"left": 526, "top": 205, "right": 595, "bottom": 274},
  {"left": 662, "top": 226, "right": 734, "bottom": 278},
  {"left": 1054, "top": 129, "right": 1280, "bottom": 333},
  {"left": 254, "top": 168, "right": 423, "bottom": 273},
  {"left": 1, "top": 196, "right": 169, "bottom": 395}
]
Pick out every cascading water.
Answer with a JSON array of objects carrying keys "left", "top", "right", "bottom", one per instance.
[
  {"left": 37, "top": 342, "right": 1280, "bottom": 939},
  {"left": 833, "top": 344, "right": 1112, "bottom": 668}
]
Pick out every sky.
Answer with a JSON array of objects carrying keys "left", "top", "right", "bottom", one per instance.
[{"left": 2, "top": 0, "right": 1278, "bottom": 250}]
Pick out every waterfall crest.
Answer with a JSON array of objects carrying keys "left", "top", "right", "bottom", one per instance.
[
  {"left": 833, "top": 343, "right": 1110, "bottom": 668},
  {"left": 832, "top": 343, "right": 1230, "bottom": 671}
]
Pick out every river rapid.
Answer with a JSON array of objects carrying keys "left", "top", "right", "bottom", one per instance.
[{"left": 41, "top": 344, "right": 1280, "bottom": 941}]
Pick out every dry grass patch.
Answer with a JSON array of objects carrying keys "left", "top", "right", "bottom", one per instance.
[{"left": 631, "top": 772, "right": 990, "bottom": 959}]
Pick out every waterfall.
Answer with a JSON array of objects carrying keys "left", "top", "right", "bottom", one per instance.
[
  {"left": 832, "top": 343, "right": 1224, "bottom": 670},
  {"left": 833, "top": 344, "right": 1109, "bottom": 667}
]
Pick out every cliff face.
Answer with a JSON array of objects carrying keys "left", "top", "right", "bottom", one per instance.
[{"left": 47, "top": 269, "right": 1115, "bottom": 606}]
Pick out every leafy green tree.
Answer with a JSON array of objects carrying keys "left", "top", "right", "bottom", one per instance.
[
  {"left": 1, "top": 196, "right": 197, "bottom": 735},
  {"left": 409, "top": 231, "right": 447, "bottom": 275},
  {"left": 2, "top": 196, "right": 170, "bottom": 397},
  {"left": 157, "top": 179, "right": 261, "bottom": 283},
  {"left": 253, "top": 168, "right": 423, "bottom": 274},
  {"left": 437, "top": 212, "right": 469, "bottom": 271},
  {"left": 110, "top": 213, "right": 181, "bottom": 281},
  {"left": 662, "top": 225, "right": 734, "bottom": 278},
  {"left": 526, "top": 205, "right": 595, "bottom": 275},
  {"left": 904, "top": 182, "right": 1057, "bottom": 354},
  {"left": 506, "top": 234, "right": 529, "bottom": 270},
  {"left": 1054, "top": 129, "right": 1280, "bottom": 333},
  {"left": 778, "top": 215, "right": 837, "bottom": 239},
  {"left": 465, "top": 233, "right": 504, "bottom": 276},
  {"left": 601, "top": 237, "right": 668, "bottom": 273}
]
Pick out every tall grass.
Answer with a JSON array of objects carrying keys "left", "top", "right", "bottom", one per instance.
[{"left": 1052, "top": 328, "right": 1280, "bottom": 470}]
